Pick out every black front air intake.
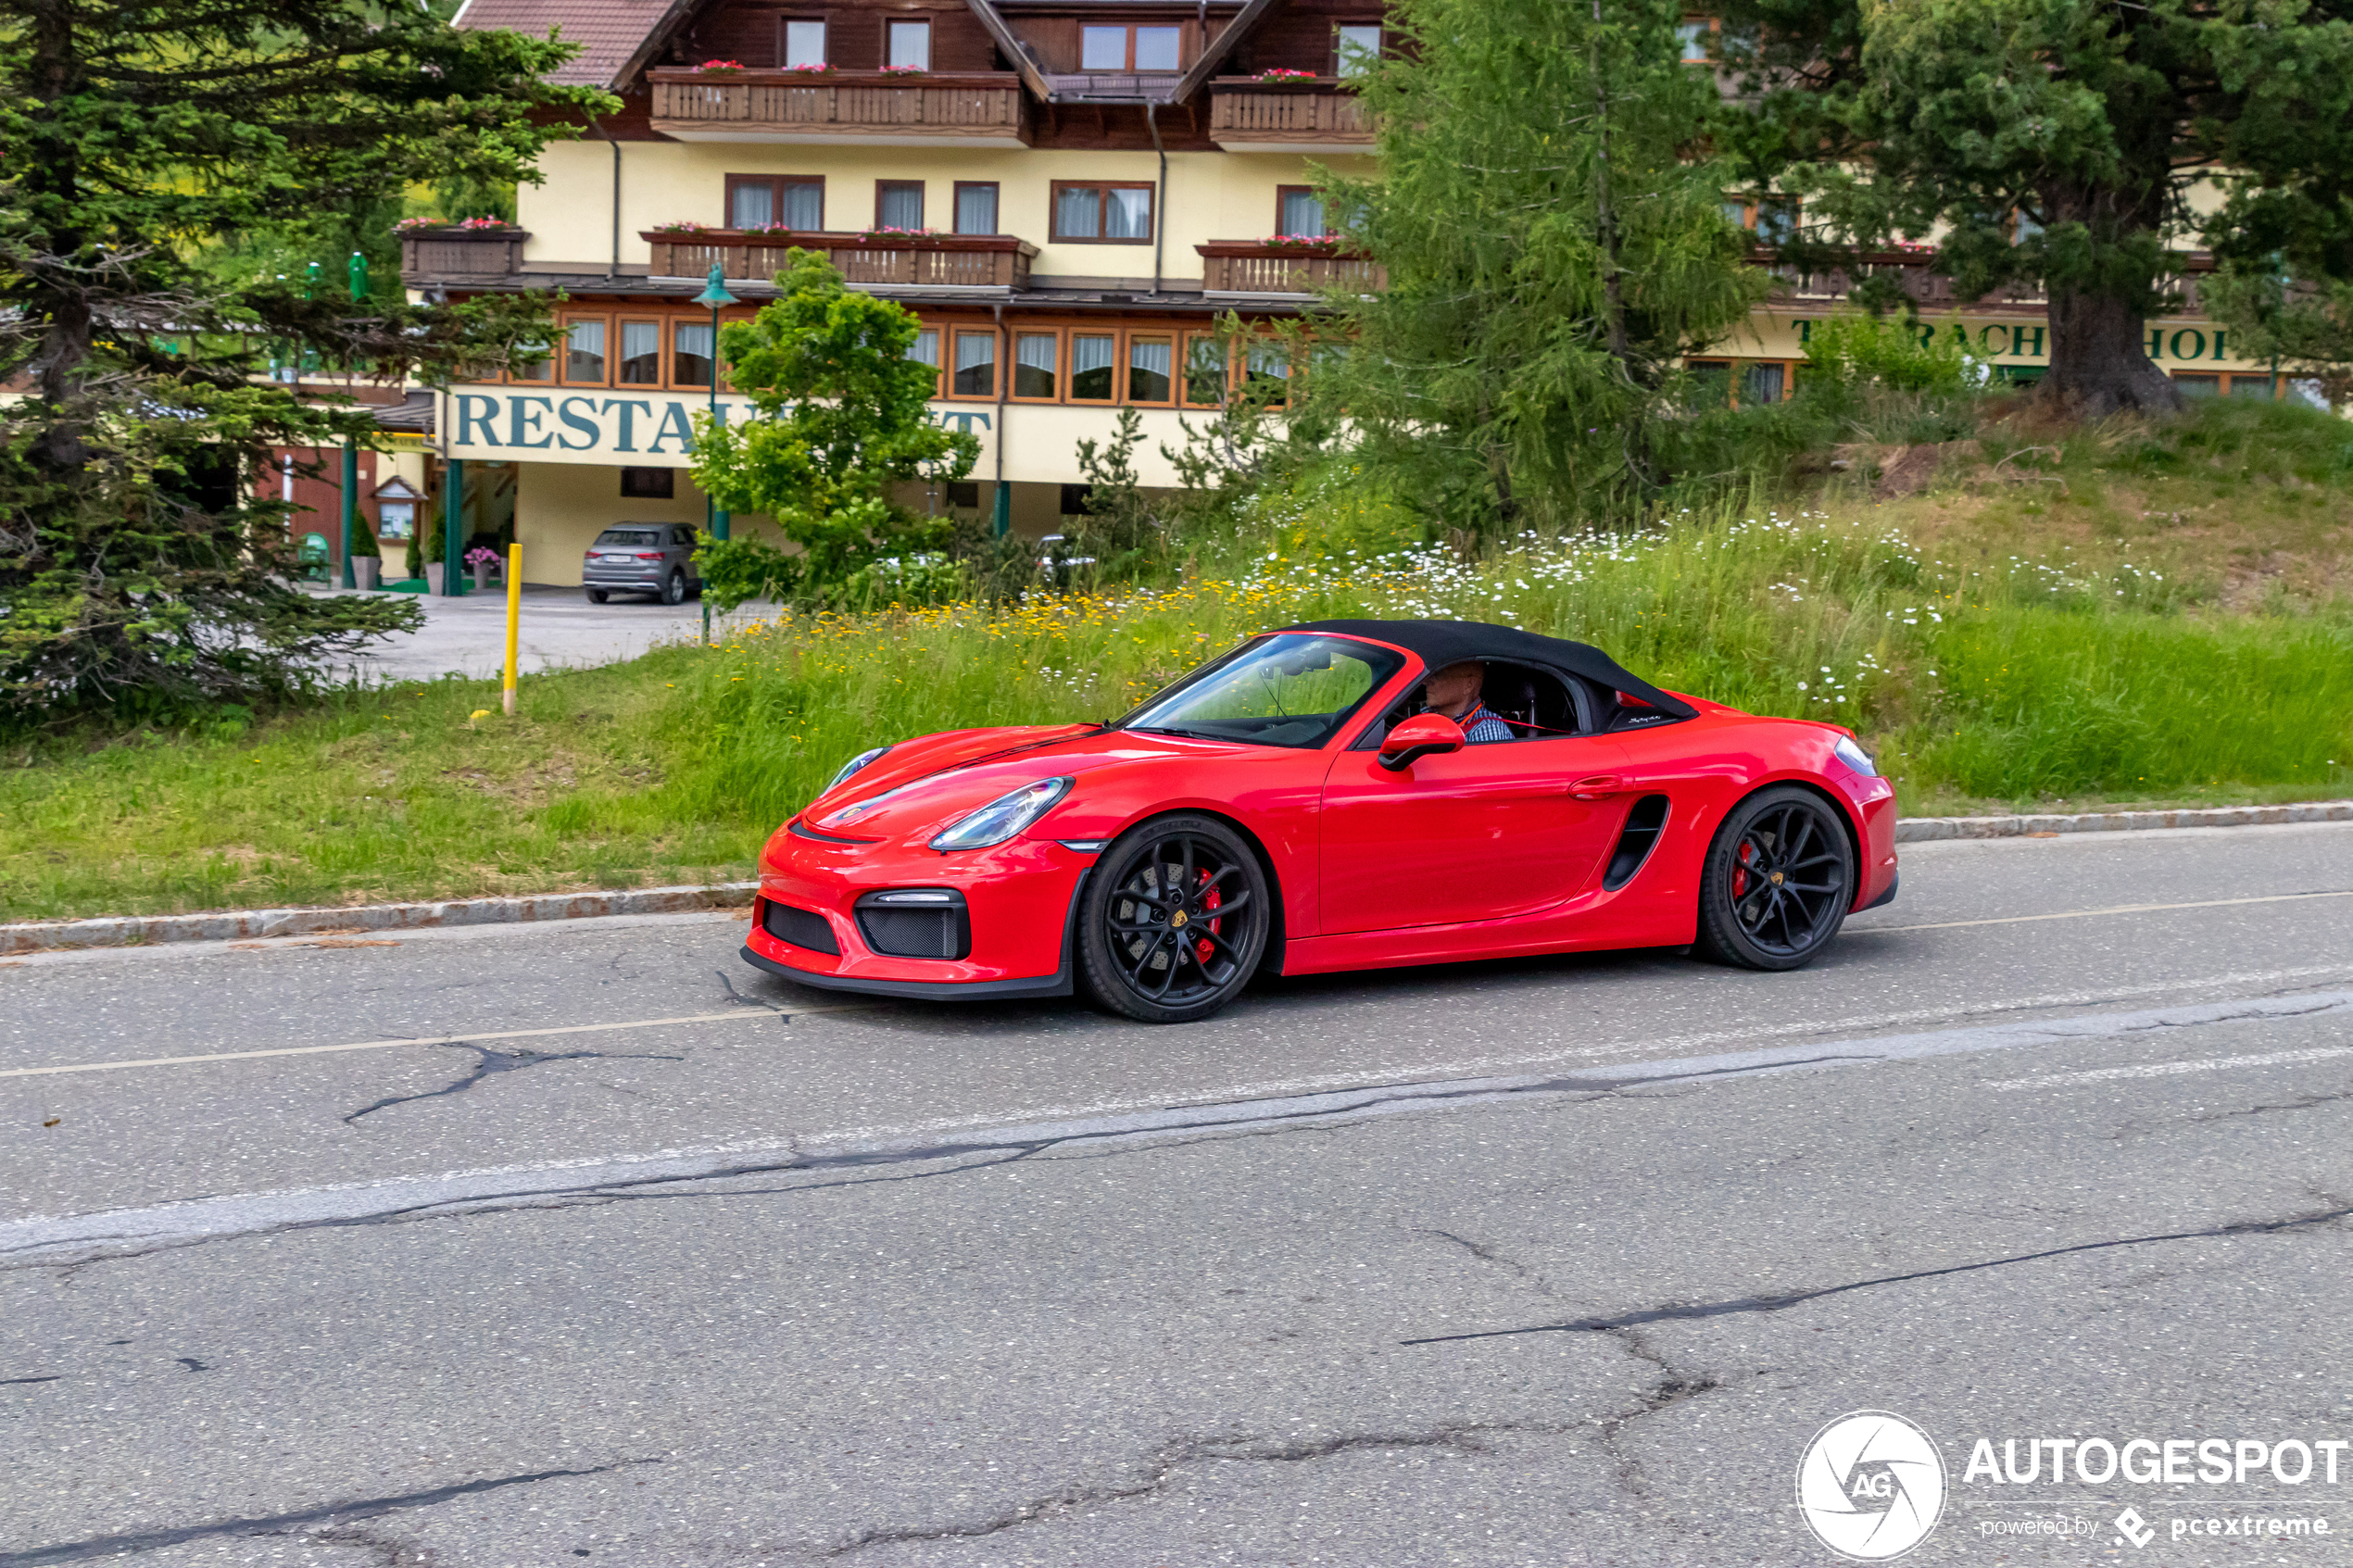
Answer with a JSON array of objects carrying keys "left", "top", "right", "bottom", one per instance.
[
  {"left": 1603, "top": 795, "right": 1672, "bottom": 891},
  {"left": 762, "top": 899, "right": 839, "bottom": 956},
  {"left": 855, "top": 889, "right": 972, "bottom": 960}
]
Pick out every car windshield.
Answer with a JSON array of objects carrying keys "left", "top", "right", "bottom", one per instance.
[
  {"left": 1117, "top": 633, "right": 1403, "bottom": 749},
  {"left": 595, "top": 529, "right": 661, "bottom": 546}
]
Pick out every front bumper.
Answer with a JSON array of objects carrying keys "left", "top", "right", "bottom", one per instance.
[{"left": 739, "top": 827, "right": 1091, "bottom": 1000}]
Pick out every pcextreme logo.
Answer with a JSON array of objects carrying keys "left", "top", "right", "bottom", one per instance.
[{"left": 1797, "top": 1411, "right": 1949, "bottom": 1560}]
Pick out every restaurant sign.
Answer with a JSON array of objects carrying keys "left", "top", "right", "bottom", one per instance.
[{"left": 436, "top": 387, "right": 994, "bottom": 468}]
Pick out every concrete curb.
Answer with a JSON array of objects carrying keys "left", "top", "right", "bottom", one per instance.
[
  {"left": 1894, "top": 799, "right": 2353, "bottom": 843},
  {"left": 0, "top": 882, "right": 758, "bottom": 957},
  {"left": 5, "top": 799, "right": 2348, "bottom": 956}
]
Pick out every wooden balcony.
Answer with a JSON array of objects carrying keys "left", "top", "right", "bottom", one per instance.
[
  {"left": 1756, "top": 250, "right": 2050, "bottom": 313},
  {"left": 647, "top": 69, "right": 1028, "bottom": 146},
  {"left": 1197, "top": 242, "right": 1384, "bottom": 298},
  {"left": 398, "top": 227, "right": 528, "bottom": 280},
  {"left": 1207, "top": 81, "right": 1373, "bottom": 154},
  {"left": 646, "top": 231, "right": 1038, "bottom": 292}
]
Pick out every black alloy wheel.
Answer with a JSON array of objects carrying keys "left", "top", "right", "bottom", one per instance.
[
  {"left": 661, "top": 569, "right": 687, "bottom": 606},
  {"left": 585, "top": 588, "right": 609, "bottom": 604},
  {"left": 1077, "top": 814, "right": 1271, "bottom": 1023},
  {"left": 1692, "top": 784, "right": 1856, "bottom": 971}
]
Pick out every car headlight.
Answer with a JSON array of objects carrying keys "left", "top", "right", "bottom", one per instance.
[
  {"left": 825, "top": 745, "right": 892, "bottom": 793},
  {"left": 1832, "top": 735, "right": 1878, "bottom": 776},
  {"left": 928, "top": 776, "right": 1074, "bottom": 851}
]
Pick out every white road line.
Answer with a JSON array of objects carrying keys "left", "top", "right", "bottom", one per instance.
[
  {"left": 0, "top": 1009, "right": 804, "bottom": 1081},
  {"left": 1875, "top": 889, "right": 2353, "bottom": 934},
  {"left": 8, "top": 988, "right": 2349, "bottom": 1267},
  {"left": 1987, "top": 1045, "right": 2353, "bottom": 1092}
]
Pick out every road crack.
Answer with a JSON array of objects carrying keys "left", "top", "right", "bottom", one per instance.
[
  {"left": 1403, "top": 1201, "right": 2353, "bottom": 1346},
  {"left": 824, "top": 1425, "right": 1548, "bottom": 1556},
  {"left": 343, "top": 1044, "right": 685, "bottom": 1124},
  {"left": 0, "top": 1461, "right": 654, "bottom": 1566}
]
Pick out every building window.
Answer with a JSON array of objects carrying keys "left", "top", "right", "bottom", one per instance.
[
  {"left": 1013, "top": 332, "right": 1059, "bottom": 398},
  {"left": 1183, "top": 333, "right": 1227, "bottom": 406},
  {"left": 562, "top": 318, "right": 607, "bottom": 383},
  {"left": 1335, "top": 23, "right": 1381, "bottom": 75},
  {"left": 954, "top": 182, "right": 1000, "bottom": 235},
  {"left": 782, "top": 18, "right": 825, "bottom": 68},
  {"left": 727, "top": 174, "right": 824, "bottom": 232},
  {"left": 510, "top": 340, "right": 553, "bottom": 383},
  {"left": 1678, "top": 17, "right": 1718, "bottom": 63},
  {"left": 1060, "top": 483, "right": 1093, "bottom": 516},
  {"left": 1082, "top": 24, "right": 1179, "bottom": 71},
  {"left": 876, "top": 181, "right": 925, "bottom": 230},
  {"left": 1051, "top": 182, "right": 1153, "bottom": 244},
  {"left": 621, "top": 467, "right": 675, "bottom": 498},
  {"left": 1743, "top": 361, "right": 1786, "bottom": 404},
  {"left": 673, "top": 321, "right": 715, "bottom": 388},
  {"left": 907, "top": 327, "right": 942, "bottom": 396},
  {"left": 2173, "top": 372, "right": 2221, "bottom": 398},
  {"left": 887, "top": 19, "right": 930, "bottom": 69},
  {"left": 1725, "top": 194, "right": 1799, "bottom": 245},
  {"left": 946, "top": 481, "right": 980, "bottom": 508},
  {"left": 1686, "top": 358, "right": 1732, "bottom": 408},
  {"left": 1244, "top": 339, "right": 1290, "bottom": 406},
  {"left": 951, "top": 330, "right": 996, "bottom": 396},
  {"left": 2229, "top": 374, "right": 2275, "bottom": 399},
  {"left": 1127, "top": 335, "right": 1173, "bottom": 403},
  {"left": 618, "top": 320, "right": 662, "bottom": 385},
  {"left": 1070, "top": 332, "right": 1116, "bottom": 400},
  {"left": 1277, "top": 186, "right": 1326, "bottom": 237}
]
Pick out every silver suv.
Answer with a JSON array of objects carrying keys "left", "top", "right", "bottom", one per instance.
[{"left": 583, "top": 524, "right": 703, "bottom": 605}]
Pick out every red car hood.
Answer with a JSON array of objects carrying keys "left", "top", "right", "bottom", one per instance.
[{"left": 799, "top": 723, "right": 1212, "bottom": 842}]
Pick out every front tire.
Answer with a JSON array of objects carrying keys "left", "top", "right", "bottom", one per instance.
[
  {"left": 1077, "top": 814, "right": 1270, "bottom": 1023},
  {"left": 1692, "top": 785, "right": 1856, "bottom": 971},
  {"left": 661, "top": 569, "right": 686, "bottom": 606}
]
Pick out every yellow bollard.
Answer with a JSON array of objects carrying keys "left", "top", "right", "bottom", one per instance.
[{"left": 502, "top": 542, "right": 522, "bottom": 716}]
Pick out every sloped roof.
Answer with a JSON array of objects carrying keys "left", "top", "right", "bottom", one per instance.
[{"left": 451, "top": 0, "right": 696, "bottom": 90}]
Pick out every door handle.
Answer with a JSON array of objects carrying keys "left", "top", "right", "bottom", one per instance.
[{"left": 1568, "top": 774, "right": 1623, "bottom": 800}]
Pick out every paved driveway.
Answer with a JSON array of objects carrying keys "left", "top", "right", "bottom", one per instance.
[{"left": 312, "top": 584, "right": 777, "bottom": 683}]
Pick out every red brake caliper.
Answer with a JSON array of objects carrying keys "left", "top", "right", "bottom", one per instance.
[
  {"left": 1195, "top": 869, "right": 1220, "bottom": 964},
  {"left": 1733, "top": 840, "right": 1755, "bottom": 899}
]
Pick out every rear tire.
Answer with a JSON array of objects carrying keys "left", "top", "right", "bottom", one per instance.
[
  {"left": 1692, "top": 785, "right": 1856, "bottom": 971},
  {"left": 1077, "top": 814, "right": 1270, "bottom": 1023},
  {"left": 585, "top": 588, "right": 608, "bottom": 604}
]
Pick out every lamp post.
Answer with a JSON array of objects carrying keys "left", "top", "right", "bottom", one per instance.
[{"left": 691, "top": 264, "right": 737, "bottom": 646}]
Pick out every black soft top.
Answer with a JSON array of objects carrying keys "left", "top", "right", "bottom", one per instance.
[{"left": 1281, "top": 619, "right": 1697, "bottom": 719}]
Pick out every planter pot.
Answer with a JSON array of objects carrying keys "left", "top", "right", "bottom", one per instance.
[
  {"left": 470, "top": 571, "right": 493, "bottom": 592},
  {"left": 352, "top": 556, "right": 381, "bottom": 591},
  {"left": 424, "top": 562, "right": 446, "bottom": 594}
]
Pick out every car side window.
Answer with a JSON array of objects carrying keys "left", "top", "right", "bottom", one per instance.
[
  {"left": 1351, "top": 664, "right": 1592, "bottom": 749},
  {"left": 673, "top": 527, "right": 695, "bottom": 547}
]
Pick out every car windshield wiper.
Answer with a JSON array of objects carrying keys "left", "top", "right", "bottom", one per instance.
[{"left": 1126, "top": 723, "right": 1239, "bottom": 742}]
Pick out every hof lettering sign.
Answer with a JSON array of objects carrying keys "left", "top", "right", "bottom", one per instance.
[{"left": 435, "top": 387, "right": 996, "bottom": 469}]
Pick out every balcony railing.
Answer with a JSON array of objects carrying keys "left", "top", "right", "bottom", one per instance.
[
  {"left": 1207, "top": 81, "right": 1373, "bottom": 151},
  {"left": 1197, "top": 242, "right": 1385, "bottom": 297},
  {"left": 647, "top": 69, "right": 1028, "bottom": 144},
  {"left": 399, "top": 227, "right": 529, "bottom": 280},
  {"left": 1756, "top": 250, "right": 2050, "bottom": 311},
  {"left": 646, "top": 230, "right": 1038, "bottom": 292}
]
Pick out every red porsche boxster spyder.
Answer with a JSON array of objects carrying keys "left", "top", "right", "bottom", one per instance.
[{"left": 740, "top": 619, "right": 1898, "bottom": 1023}]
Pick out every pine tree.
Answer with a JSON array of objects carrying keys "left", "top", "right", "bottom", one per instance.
[
  {"left": 1714, "top": 0, "right": 2353, "bottom": 416},
  {"left": 1303, "top": 0, "right": 1765, "bottom": 539},
  {"left": 0, "top": 0, "right": 606, "bottom": 716}
]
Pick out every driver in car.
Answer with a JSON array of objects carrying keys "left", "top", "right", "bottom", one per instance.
[{"left": 1422, "top": 660, "right": 1514, "bottom": 743}]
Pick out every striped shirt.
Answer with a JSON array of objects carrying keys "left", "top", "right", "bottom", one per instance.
[{"left": 1455, "top": 703, "right": 1514, "bottom": 744}]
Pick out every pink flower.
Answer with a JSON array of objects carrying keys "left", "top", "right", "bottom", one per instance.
[
  {"left": 696, "top": 58, "right": 746, "bottom": 71},
  {"left": 785, "top": 60, "right": 834, "bottom": 72}
]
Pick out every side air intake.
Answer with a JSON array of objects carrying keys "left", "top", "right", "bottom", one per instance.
[
  {"left": 1602, "top": 795, "right": 1671, "bottom": 891},
  {"left": 762, "top": 899, "right": 840, "bottom": 956}
]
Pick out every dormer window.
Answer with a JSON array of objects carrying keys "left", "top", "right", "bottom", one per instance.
[{"left": 1083, "top": 24, "right": 1180, "bottom": 72}]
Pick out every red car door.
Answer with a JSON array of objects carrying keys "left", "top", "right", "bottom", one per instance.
[{"left": 1316, "top": 733, "right": 1632, "bottom": 934}]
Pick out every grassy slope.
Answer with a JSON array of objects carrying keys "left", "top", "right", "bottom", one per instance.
[{"left": 3, "top": 401, "right": 2349, "bottom": 922}]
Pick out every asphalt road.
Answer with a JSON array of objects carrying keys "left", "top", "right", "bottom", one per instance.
[{"left": 4, "top": 822, "right": 2352, "bottom": 1567}]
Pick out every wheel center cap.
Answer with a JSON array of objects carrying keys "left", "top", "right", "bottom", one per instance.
[
  {"left": 1768, "top": 871, "right": 1784, "bottom": 885},
  {"left": 1171, "top": 910, "right": 1189, "bottom": 928}
]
